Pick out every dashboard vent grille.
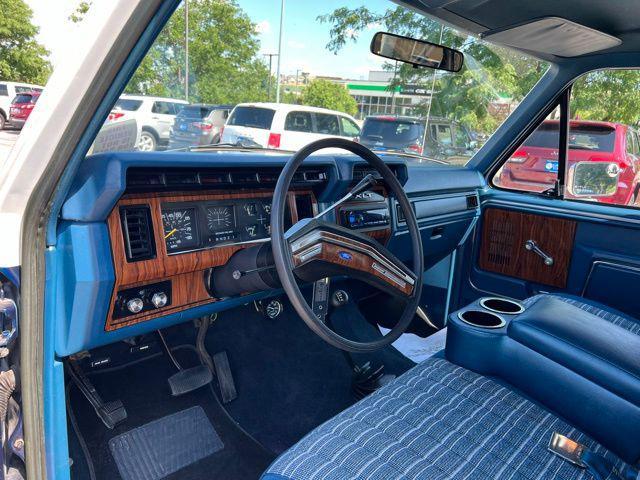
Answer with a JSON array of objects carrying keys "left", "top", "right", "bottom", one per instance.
[
  {"left": 125, "top": 166, "right": 330, "bottom": 192},
  {"left": 120, "top": 205, "right": 156, "bottom": 262},
  {"left": 352, "top": 165, "right": 400, "bottom": 182}
]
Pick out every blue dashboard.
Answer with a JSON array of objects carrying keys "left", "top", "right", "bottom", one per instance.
[{"left": 50, "top": 150, "right": 484, "bottom": 356}]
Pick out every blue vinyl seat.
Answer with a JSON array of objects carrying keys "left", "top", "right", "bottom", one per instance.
[{"left": 261, "top": 357, "right": 634, "bottom": 480}]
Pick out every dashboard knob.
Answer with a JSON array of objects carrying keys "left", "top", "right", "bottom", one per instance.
[
  {"left": 127, "top": 298, "right": 144, "bottom": 314},
  {"left": 151, "top": 292, "right": 168, "bottom": 308}
]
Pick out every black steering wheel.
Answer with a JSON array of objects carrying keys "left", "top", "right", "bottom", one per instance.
[{"left": 271, "top": 138, "right": 424, "bottom": 352}]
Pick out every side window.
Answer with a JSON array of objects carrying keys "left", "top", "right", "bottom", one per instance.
[
  {"left": 339, "top": 117, "right": 360, "bottom": 137},
  {"left": 14, "top": 86, "right": 31, "bottom": 94},
  {"left": 454, "top": 126, "right": 470, "bottom": 148},
  {"left": 569, "top": 69, "right": 640, "bottom": 207},
  {"left": 284, "top": 111, "right": 313, "bottom": 132},
  {"left": 172, "top": 103, "right": 185, "bottom": 115},
  {"left": 432, "top": 124, "right": 453, "bottom": 145},
  {"left": 0, "top": 84, "right": 7, "bottom": 96},
  {"left": 152, "top": 101, "right": 172, "bottom": 114},
  {"left": 493, "top": 109, "right": 560, "bottom": 194},
  {"left": 314, "top": 113, "right": 340, "bottom": 135}
]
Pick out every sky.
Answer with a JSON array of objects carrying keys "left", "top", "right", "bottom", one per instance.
[{"left": 24, "top": 0, "right": 392, "bottom": 80}]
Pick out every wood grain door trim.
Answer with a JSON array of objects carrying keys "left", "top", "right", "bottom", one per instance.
[{"left": 478, "top": 208, "right": 576, "bottom": 288}]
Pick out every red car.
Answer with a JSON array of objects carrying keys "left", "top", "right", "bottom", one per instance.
[
  {"left": 498, "top": 120, "right": 640, "bottom": 205},
  {"left": 8, "top": 90, "right": 41, "bottom": 129}
]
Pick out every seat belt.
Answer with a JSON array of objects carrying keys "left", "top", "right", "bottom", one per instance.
[{"left": 549, "top": 433, "right": 639, "bottom": 480}]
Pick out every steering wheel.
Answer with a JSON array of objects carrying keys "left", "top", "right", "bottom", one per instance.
[{"left": 271, "top": 138, "right": 424, "bottom": 352}]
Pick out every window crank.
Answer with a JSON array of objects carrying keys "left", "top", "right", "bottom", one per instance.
[{"left": 524, "top": 240, "right": 554, "bottom": 266}]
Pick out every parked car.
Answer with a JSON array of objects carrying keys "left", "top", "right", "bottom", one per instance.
[
  {"left": 111, "top": 95, "right": 188, "bottom": 151},
  {"left": 168, "top": 104, "right": 233, "bottom": 149},
  {"left": 498, "top": 120, "right": 640, "bottom": 205},
  {"left": 358, "top": 115, "right": 477, "bottom": 164},
  {"left": 0, "top": 81, "right": 43, "bottom": 130},
  {"left": 8, "top": 90, "right": 42, "bottom": 130},
  {"left": 220, "top": 102, "right": 361, "bottom": 151}
]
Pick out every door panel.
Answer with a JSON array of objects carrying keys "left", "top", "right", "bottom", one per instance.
[{"left": 478, "top": 208, "right": 576, "bottom": 288}]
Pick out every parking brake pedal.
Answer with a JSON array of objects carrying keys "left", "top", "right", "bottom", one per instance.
[
  {"left": 158, "top": 330, "right": 212, "bottom": 396},
  {"left": 66, "top": 359, "right": 127, "bottom": 429}
]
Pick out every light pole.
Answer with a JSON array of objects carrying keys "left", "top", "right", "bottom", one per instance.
[
  {"left": 275, "top": 0, "right": 285, "bottom": 103},
  {"left": 184, "top": 0, "right": 189, "bottom": 101},
  {"left": 263, "top": 53, "right": 278, "bottom": 101}
]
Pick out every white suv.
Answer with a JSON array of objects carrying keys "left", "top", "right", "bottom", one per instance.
[
  {"left": 112, "top": 95, "right": 188, "bottom": 151},
  {"left": 221, "top": 103, "right": 361, "bottom": 151},
  {"left": 0, "top": 81, "right": 44, "bottom": 130}
]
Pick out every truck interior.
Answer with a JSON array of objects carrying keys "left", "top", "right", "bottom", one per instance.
[{"left": 23, "top": 1, "right": 640, "bottom": 479}]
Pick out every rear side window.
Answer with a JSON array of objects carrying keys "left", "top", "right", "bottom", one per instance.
[
  {"left": 340, "top": 117, "right": 360, "bottom": 137},
  {"left": 314, "top": 113, "right": 339, "bottom": 135},
  {"left": 285, "top": 111, "right": 312, "bottom": 132},
  {"left": 114, "top": 99, "right": 143, "bottom": 111},
  {"left": 432, "top": 124, "right": 453, "bottom": 145},
  {"left": 152, "top": 101, "right": 174, "bottom": 115},
  {"left": 227, "top": 106, "right": 275, "bottom": 130},
  {"left": 12, "top": 94, "right": 33, "bottom": 104},
  {"left": 0, "top": 84, "right": 7, "bottom": 96}
]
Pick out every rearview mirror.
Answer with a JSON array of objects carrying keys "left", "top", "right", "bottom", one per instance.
[
  {"left": 370, "top": 32, "right": 464, "bottom": 72},
  {"left": 569, "top": 162, "right": 620, "bottom": 197}
]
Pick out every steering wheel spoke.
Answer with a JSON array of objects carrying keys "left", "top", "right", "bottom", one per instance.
[{"left": 288, "top": 220, "right": 416, "bottom": 298}]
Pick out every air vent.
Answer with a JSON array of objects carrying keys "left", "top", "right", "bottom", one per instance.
[
  {"left": 120, "top": 205, "right": 156, "bottom": 262},
  {"left": 165, "top": 172, "right": 200, "bottom": 186},
  {"left": 466, "top": 194, "right": 479, "bottom": 209},
  {"left": 352, "top": 165, "right": 399, "bottom": 182}
]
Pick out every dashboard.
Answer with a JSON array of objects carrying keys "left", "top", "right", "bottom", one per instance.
[{"left": 55, "top": 151, "right": 484, "bottom": 355}]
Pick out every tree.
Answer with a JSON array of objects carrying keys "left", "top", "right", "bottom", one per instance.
[
  {"left": 0, "top": 0, "right": 51, "bottom": 84},
  {"left": 125, "top": 0, "right": 270, "bottom": 104},
  {"left": 318, "top": 6, "right": 546, "bottom": 133},
  {"left": 69, "top": 1, "right": 92, "bottom": 23},
  {"left": 572, "top": 70, "right": 640, "bottom": 124},
  {"left": 298, "top": 79, "right": 358, "bottom": 116}
]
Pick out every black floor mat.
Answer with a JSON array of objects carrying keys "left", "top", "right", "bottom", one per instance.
[
  {"left": 204, "top": 303, "right": 357, "bottom": 455},
  {"left": 68, "top": 348, "right": 274, "bottom": 480}
]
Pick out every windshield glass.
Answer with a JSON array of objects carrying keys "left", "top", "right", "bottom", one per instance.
[{"left": 83, "top": 0, "right": 548, "bottom": 163}]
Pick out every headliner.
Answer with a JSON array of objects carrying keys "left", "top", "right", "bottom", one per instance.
[{"left": 398, "top": 0, "right": 640, "bottom": 61}]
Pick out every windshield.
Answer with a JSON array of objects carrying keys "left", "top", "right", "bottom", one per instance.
[{"left": 80, "top": 1, "right": 548, "bottom": 163}]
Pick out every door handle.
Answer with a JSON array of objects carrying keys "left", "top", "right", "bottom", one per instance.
[{"left": 524, "top": 240, "right": 554, "bottom": 266}]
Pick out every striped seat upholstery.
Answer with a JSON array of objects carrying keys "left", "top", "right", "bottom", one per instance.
[
  {"left": 262, "top": 358, "right": 632, "bottom": 480},
  {"left": 522, "top": 294, "right": 640, "bottom": 336}
]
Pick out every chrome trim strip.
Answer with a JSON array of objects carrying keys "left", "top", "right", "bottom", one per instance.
[
  {"left": 166, "top": 236, "right": 270, "bottom": 255},
  {"left": 457, "top": 310, "right": 506, "bottom": 329},
  {"left": 372, "top": 262, "right": 407, "bottom": 288},
  {"left": 291, "top": 230, "right": 415, "bottom": 286},
  {"left": 479, "top": 297, "right": 525, "bottom": 315}
]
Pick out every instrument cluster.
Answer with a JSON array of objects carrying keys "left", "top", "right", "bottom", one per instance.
[{"left": 161, "top": 198, "right": 278, "bottom": 254}]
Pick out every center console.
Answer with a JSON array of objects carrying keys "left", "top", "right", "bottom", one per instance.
[{"left": 446, "top": 295, "right": 640, "bottom": 463}]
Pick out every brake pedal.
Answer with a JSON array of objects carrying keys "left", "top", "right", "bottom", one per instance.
[
  {"left": 67, "top": 359, "right": 127, "bottom": 429},
  {"left": 168, "top": 365, "right": 213, "bottom": 396},
  {"left": 213, "top": 351, "right": 237, "bottom": 403}
]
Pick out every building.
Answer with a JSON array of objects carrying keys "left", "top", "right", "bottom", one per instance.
[{"left": 338, "top": 71, "right": 433, "bottom": 120}]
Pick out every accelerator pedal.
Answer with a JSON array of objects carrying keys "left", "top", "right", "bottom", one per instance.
[{"left": 213, "top": 351, "right": 237, "bottom": 403}]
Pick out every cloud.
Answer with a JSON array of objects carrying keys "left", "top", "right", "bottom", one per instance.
[
  {"left": 287, "top": 40, "right": 305, "bottom": 49},
  {"left": 255, "top": 20, "right": 272, "bottom": 35}
]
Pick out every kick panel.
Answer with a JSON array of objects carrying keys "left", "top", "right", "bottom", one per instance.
[{"left": 478, "top": 208, "right": 576, "bottom": 288}]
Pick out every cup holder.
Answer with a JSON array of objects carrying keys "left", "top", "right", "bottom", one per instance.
[
  {"left": 479, "top": 297, "right": 525, "bottom": 315},
  {"left": 458, "top": 310, "right": 506, "bottom": 329}
]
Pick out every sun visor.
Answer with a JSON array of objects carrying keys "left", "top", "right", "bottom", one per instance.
[{"left": 481, "top": 17, "right": 621, "bottom": 57}]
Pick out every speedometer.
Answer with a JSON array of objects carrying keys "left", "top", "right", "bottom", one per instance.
[{"left": 161, "top": 207, "right": 199, "bottom": 252}]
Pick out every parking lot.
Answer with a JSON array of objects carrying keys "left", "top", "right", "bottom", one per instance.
[{"left": 0, "top": 130, "right": 20, "bottom": 165}]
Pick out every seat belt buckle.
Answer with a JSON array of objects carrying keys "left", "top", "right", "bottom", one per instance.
[{"left": 548, "top": 432, "right": 587, "bottom": 468}]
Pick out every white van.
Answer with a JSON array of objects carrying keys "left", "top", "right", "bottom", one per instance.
[
  {"left": 221, "top": 102, "right": 361, "bottom": 151},
  {"left": 0, "top": 81, "right": 44, "bottom": 130}
]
